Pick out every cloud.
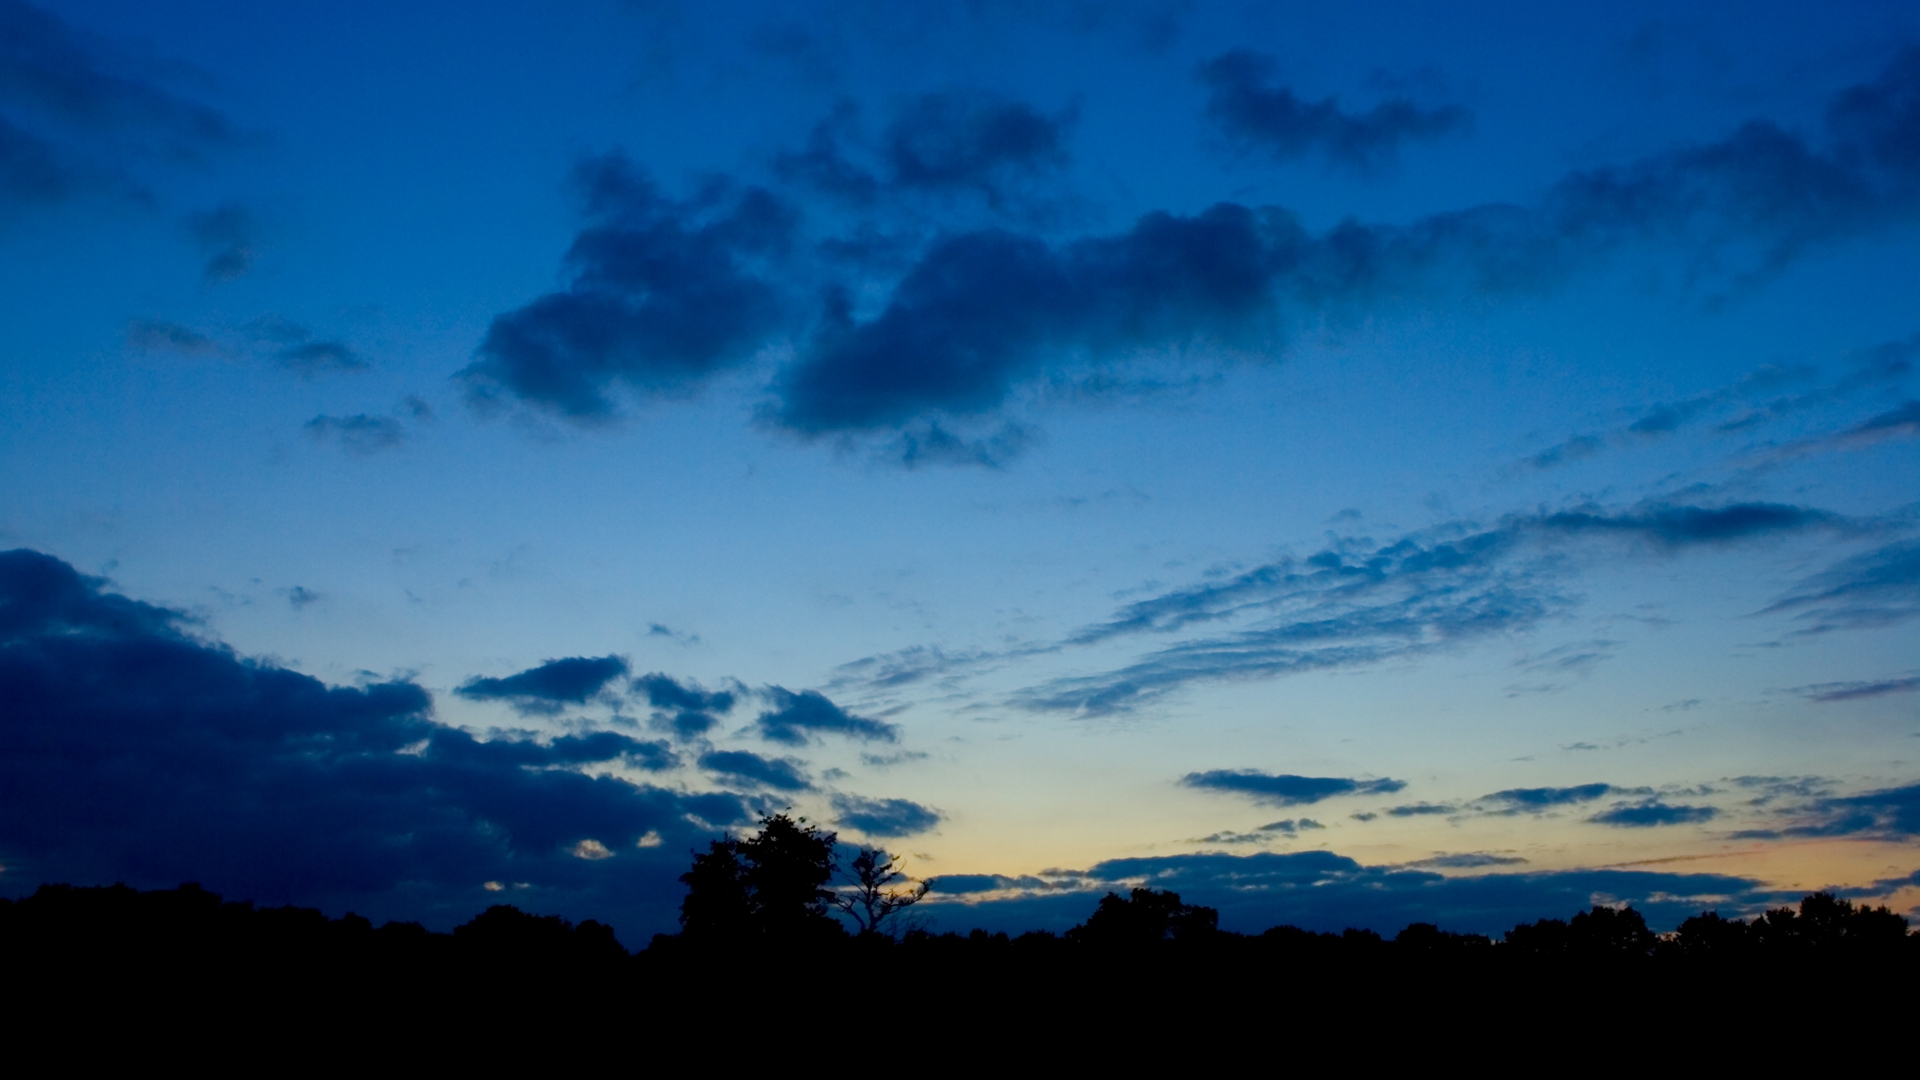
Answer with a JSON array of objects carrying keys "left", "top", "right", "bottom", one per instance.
[
  {"left": 1016, "top": 499, "right": 1842, "bottom": 715},
  {"left": 924, "top": 849, "right": 1778, "bottom": 936},
  {"left": 0, "top": 547, "right": 751, "bottom": 934},
  {"left": 1733, "top": 782, "right": 1920, "bottom": 840},
  {"left": 1527, "top": 339, "right": 1912, "bottom": 470},
  {"left": 754, "top": 686, "right": 898, "bottom": 745},
  {"left": 1386, "top": 802, "right": 1457, "bottom": 817},
  {"left": 1195, "top": 818, "right": 1324, "bottom": 844},
  {"left": 467, "top": 52, "right": 1920, "bottom": 446},
  {"left": 1793, "top": 675, "right": 1920, "bottom": 702},
  {"left": 778, "top": 92, "right": 1073, "bottom": 209},
  {"left": 632, "top": 672, "right": 733, "bottom": 739},
  {"left": 278, "top": 341, "right": 366, "bottom": 375},
  {"left": 1589, "top": 801, "right": 1718, "bottom": 827},
  {"left": 697, "top": 749, "right": 811, "bottom": 792},
  {"left": 0, "top": 1, "right": 238, "bottom": 214},
  {"left": 1181, "top": 770, "right": 1406, "bottom": 807},
  {"left": 770, "top": 202, "right": 1286, "bottom": 433},
  {"left": 305, "top": 414, "right": 406, "bottom": 455},
  {"left": 1198, "top": 50, "right": 1470, "bottom": 169},
  {"left": 186, "top": 201, "right": 254, "bottom": 281},
  {"left": 458, "top": 153, "right": 795, "bottom": 420},
  {"left": 281, "top": 586, "right": 321, "bottom": 610},
  {"left": 125, "top": 317, "right": 218, "bottom": 356},
  {"left": 1479, "top": 783, "right": 1615, "bottom": 810},
  {"left": 1524, "top": 434, "right": 1604, "bottom": 469},
  {"left": 1401, "top": 853, "right": 1528, "bottom": 869},
  {"left": 830, "top": 793, "right": 942, "bottom": 837},
  {"left": 455, "top": 655, "right": 631, "bottom": 716},
  {"left": 1761, "top": 539, "right": 1920, "bottom": 634}
]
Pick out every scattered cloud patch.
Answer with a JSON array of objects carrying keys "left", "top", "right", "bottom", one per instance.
[
  {"left": 185, "top": 201, "right": 255, "bottom": 281},
  {"left": 0, "top": 1, "right": 239, "bottom": 215},
  {"left": 458, "top": 153, "right": 794, "bottom": 421},
  {"left": 1793, "top": 675, "right": 1920, "bottom": 702},
  {"left": 830, "top": 793, "right": 941, "bottom": 837},
  {"left": 1733, "top": 782, "right": 1920, "bottom": 840},
  {"left": 455, "top": 655, "right": 631, "bottom": 716},
  {"left": 755, "top": 686, "right": 898, "bottom": 745},
  {"left": 779, "top": 92, "right": 1073, "bottom": 209},
  {"left": 1589, "top": 801, "right": 1718, "bottom": 827},
  {"left": 280, "top": 586, "right": 321, "bottom": 610},
  {"left": 1198, "top": 50, "right": 1471, "bottom": 169},
  {"left": 1761, "top": 539, "right": 1920, "bottom": 635},
  {"left": 1181, "top": 770, "right": 1406, "bottom": 807},
  {"left": 698, "top": 749, "right": 811, "bottom": 792},
  {"left": 305, "top": 414, "right": 405, "bottom": 454},
  {"left": 126, "top": 318, "right": 219, "bottom": 356},
  {"left": 632, "top": 672, "right": 733, "bottom": 739},
  {"left": 1402, "top": 853, "right": 1529, "bottom": 869},
  {"left": 1479, "top": 783, "right": 1616, "bottom": 811},
  {"left": 1386, "top": 802, "right": 1457, "bottom": 817}
]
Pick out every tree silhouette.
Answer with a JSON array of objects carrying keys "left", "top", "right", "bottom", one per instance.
[
  {"left": 831, "top": 846, "right": 929, "bottom": 937},
  {"left": 1067, "top": 888, "right": 1218, "bottom": 947},
  {"left": 677, "top": 812, "right": 844, "bottom": 943}
]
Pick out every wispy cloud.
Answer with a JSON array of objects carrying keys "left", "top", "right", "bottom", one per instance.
[{"left": 1016, "top": 500, "right": 1847, "bottom": 715}]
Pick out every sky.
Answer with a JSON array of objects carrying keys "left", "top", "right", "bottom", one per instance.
[{"left": 2, "top": 0, "right": 1917, "bottom": 941}]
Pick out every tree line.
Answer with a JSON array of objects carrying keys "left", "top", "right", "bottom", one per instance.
[{"left": 5, "top": 813, "right": 1911, "bottom": 969}]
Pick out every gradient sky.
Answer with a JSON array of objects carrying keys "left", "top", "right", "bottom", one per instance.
[{"left": 3, "top": 0, "right": 1917, "bottom": 939}]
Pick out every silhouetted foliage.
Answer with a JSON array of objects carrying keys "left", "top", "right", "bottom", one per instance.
[
  {"left": 1067, "top": 888, "right": 1219, "bottom": 947},
  {"left": 832, "top": 846, "right": 929, "bottom": 937},
  {"left": 675, "top": 812, "right": 845, "bottom": 944}
]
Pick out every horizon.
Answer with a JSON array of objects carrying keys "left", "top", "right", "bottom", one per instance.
[{"left": 2, "top": 0, "right": 1917, "bottom": 942}]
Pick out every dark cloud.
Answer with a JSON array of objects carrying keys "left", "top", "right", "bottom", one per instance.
[
  {"left": 1386, "top": 802, "right": 1457, "bottom": 817},
  {"left": 697, "top": 749, "right": 811, "bottom": 792},
  {"left": 1537, "top": 503, "right": 1838, "bottom": 546},
  {"left": 305, "top": 414, "right": 406, "bottom": 455},
  {"left": 1733, "top": 782, "right": 1920, "bottom": 840},
  {"left": 1822, "top": 400, "right": 1920, "bottom": 446},
  {"left": 883, "top": 92, "right": 1071, "bottom": 198},
  {"left": 1793, "top": 675, "right": 1920, "bottom": 702},
  {"left": 185, "top": 201, "right": 254, "bottom": 281},
  {"left": 830, "top": 793, "right": 942, "bottom": 837},
  {"left": 1402, "top": 853, "right": 1528, "bottom": 869},
  {"left": 1181, "top": 770, "right": 1406, "bottom": 807},
  {"left": 0, "top": 1, "right": 238, "bottom": 214},
  {"left": 632, "top": 672, "right": 734, "bottom": 739},
  {"left": 924, "top": 850, "right": 1779, "bottom": 936},
  {"left": 0, "top": 548, "right": 751, "bottom": 933},
  {"left": 1589, "top": 801, "right": 1718, "bottom": 827},
  {"left": 455, "top": 655, "right": 631, "bottom": 716},
  {"left": 278, "top": 341, "right": 367, "bottom": 375},
  {"left": 281, "top": 586, "right": 321, "bottom": 610},
  {"left": 1479, "top": 783, "right": 1615, "bottom": 810},
  {"left": 1524, "top": 434, "right": 1603, "bottom": 469},
  {"left": 467, "top": 53, "right": 1920, "bottom": 447},
  {"left": 755, "top": 686, "right": 898, "bottom": 745},
  {"left": 770, "top": 49, "right": 1920, "bottom": 433},
  {"left": 1198, "top": 50, "right": 1471, "bottom": 169},
  {"left": 1195, "top": 818, "right": 1324, "bottom": 844},
  {"left": 776, "top": 92, "right": 1072, "bottom": 208},
  {"left": 1761, "top": 539, "right": 1920, "bottom": 634},
  {"left": 1018, "top": 500, "right": 1841, "bottom": 715},
  {"left": 125, "top": 317, "right": 218, "bottom": 356},
  {"left": 458, "top": 153, "right": 795, "bottom": 420},
  {"left": 771, "top": 202, "right": 1284, "bottom": 433}
]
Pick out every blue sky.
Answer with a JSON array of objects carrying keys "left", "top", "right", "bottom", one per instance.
[{"left": 2, "top": 0, "right": 1917, "bottom": 939}]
